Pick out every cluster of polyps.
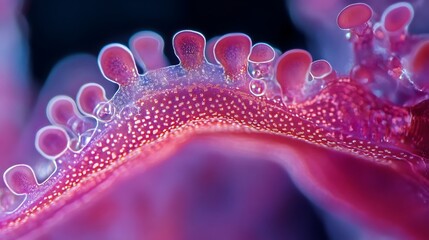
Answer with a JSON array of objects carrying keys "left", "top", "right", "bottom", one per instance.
[
  {"left": 338, "top": 2, "right": 429, "bottom": 105},
  {"left": 1, "top": 2, "right": 429, "bottom": 239}
]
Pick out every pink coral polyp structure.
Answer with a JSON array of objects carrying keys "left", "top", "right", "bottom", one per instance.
[{"left": 1, "top": 1, "right": 429, "bottom": 239}]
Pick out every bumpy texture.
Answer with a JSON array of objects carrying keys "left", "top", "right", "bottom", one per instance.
[{"left": 1, "top": 1, "right": 429, "bottom": 240}]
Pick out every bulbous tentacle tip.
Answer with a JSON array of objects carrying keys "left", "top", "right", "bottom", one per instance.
[
  {"left": 46, "top": 95, "right": 97, "bottom": 151},
  {"left": 47, "top": 95, "right": 80, "bottom": 127},
  {"left": 408, "top": 40, "right": 429, "bottom": 91},
  {"left": 337, "top": 3, "right": 373, "bottom": 30},
  {"left": 275, "top": 49, "right": 313, "bottom": 103},
  {"left": 77, "top": 83, "right": 109, "bottom": 117},
  {"left": 129, "top": 31, "right": 168, "bottom": 71},
  {"left": 248, "top": 43, "right": 276, "bottom": 80},
  {"left": 381, "top": 2, "right": 414, "bottom": 33},
  {"left": 214, "top": 33, "right": 252, "bottom": 83},
  {"left": 98, "top": 44, "right": 138, "bottom": 86},
  {"left": 248, "top": 43, "right": 275, "bottom": 64},
  {"left": 35, "top": 126, "right": 69, "bottom": 159},
  {"left": 173, "top": 30, "right": 207, "bottom": 70},
  {"left": 3, "top": 164, "right": 39, "bottom": 195},
  {"left": 310, "top": 59, "right": 333, "bottom": 80}
]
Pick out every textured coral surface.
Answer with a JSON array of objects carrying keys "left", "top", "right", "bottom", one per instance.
[{"left": 1, "top": 0, "right": 429, "bottom": 239}]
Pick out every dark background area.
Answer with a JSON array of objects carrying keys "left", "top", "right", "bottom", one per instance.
[{"left": 23, "top": 0, "right": 306, "bottom": 86}]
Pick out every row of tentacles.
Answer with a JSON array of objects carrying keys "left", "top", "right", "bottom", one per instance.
[{"left": 1, "top": 1, "right": 429, "bottom": 237}]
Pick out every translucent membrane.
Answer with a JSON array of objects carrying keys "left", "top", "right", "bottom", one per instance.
[
  {"left": 337, "top": 3, "right": 373, "bottom": 30},
  {"left": 3, "top": 2, "right": 429, "bottom": 240},
  {"left": 214, "top": 34, "right": 252, "bottom": 83}
]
